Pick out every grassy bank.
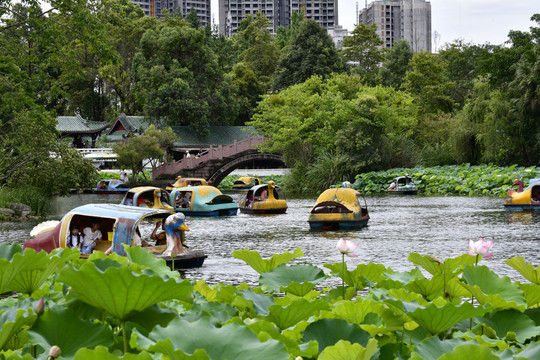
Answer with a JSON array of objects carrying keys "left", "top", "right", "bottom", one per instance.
[
  {"left": 0, "top": 186, "right": 50, "bottom": 217},
  {"left": 353, "top": 164, "right": 539, "bottom": 197}
]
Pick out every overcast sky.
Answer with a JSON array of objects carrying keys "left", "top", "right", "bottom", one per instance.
[{"left": 211, "top": 0, "right": 538, "bottom": 49}]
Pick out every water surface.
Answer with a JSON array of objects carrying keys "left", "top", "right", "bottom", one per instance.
[{"left": 1, "top": 193, "right": 538, "bottom": 287}]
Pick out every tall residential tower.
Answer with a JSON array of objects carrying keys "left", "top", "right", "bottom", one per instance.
[
  {"left": 219, "top": 0, "right": 339, "bottom": 36},
  {"left": 358, "top": 0, "right": 431, "bottom": 52},
  {"left": 132, "top": 0, "right": 211, "bottom": 26}
]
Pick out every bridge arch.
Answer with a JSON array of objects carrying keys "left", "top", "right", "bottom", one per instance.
[{"left": 208, "top": 153, "right": 285, "bottom": 186}]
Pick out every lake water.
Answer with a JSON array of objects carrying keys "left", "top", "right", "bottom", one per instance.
[{"left": 0, "top": 193, "right": 538, "bottom": 287}]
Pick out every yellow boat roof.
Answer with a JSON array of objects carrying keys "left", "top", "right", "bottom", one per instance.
[{"left": 314, "top": 188, "right": 360, "bottom": 206}]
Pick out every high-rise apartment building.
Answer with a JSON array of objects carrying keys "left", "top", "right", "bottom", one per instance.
[
  {"left": 132, "top": 0, "right": 211, "bottom": 27},
  {"left": 358, "top": 0, "right": 431, "bottom": 52},
  {"left": 219, "top": 0, "right": 338, "bottom": 36}
]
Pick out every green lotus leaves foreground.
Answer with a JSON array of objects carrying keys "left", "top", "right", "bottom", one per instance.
[{"left": 1, "top": 248, "right": 540, "bottom": 358}]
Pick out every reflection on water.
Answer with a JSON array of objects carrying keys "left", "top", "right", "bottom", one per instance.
[{"left": 0, "top": 193, "right": 538, "bottom": 287}]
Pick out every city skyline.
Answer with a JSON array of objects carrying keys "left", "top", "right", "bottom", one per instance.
[{"left": 210, "top": 0, "right": 536, "bottom": 47}]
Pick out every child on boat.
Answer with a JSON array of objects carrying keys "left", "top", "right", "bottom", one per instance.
[
  {"left": 81, "top": 220, "right": 102, "bottom": 254},
  {"left": 67, "top": 224, "right": 82, "bottom": 249}
]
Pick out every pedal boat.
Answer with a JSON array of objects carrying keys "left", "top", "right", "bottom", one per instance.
[
  {"left": 120, "top": 186, "right": 174, "bottom": 212},
  {"left": 388, "top": 175, "right": 418, "bottom": 195},
  {"left": 23, "top": 204, "right": 206, "bottom": 268},
  {"left": 239, "top": 181, "right": 287, "bottom": 215},
  {"left": 170, "top": 185, "right": 238, "bottom": 216},
  {"left": 165, "top": 176, "right": 208, "bottom": 191},
  {"left": 94, "top": 179, "right": 130, "bottom": 194},
  {"left": 232, "top": 177, "right": 261, "bottom": 190},
  {"left": 308, "top": 183, "right": 369, "bottom": 230},
  {"left": 504, "top": 179, "right": 540, "bottom": 212}
]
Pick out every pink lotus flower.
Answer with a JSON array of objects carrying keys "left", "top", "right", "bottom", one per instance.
[
  {"left": 337, "top": 238, "right": 358, "bottom": 257},
  {"left": 468, "top": 238, "right": 494, "bottom": 259}
]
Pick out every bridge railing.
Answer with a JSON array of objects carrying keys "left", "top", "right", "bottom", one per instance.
[{"left": 152, "top": 135, "right": 268, "bottom": 179}]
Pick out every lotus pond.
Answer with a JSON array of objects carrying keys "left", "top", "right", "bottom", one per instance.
[{"left": 0, "top": 191, "right": 539, "bottom": 358}]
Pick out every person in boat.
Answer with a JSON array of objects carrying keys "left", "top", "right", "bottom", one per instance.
[
  {"left": 178, "top": 193, "right": 191, "bottom": 208},
  {"left": 67, "top": 224, "right": 82, "bottom": 249},
  {"left": 81, "top": 220, "right": 102, "bottom": 254},
  {"left": 150, "top": 217, "right": 187, "bottom": 247},
  {"left": 389, "top": 180, "right": 396, "bottom": 190},
  {"left": 151, "top": 220, "right": 167, "bottom": 245},
  {"left": 133, "top": 227, "right": 150, "bottom": 247},
  {"left": 260, "top": 189, "right": 268, "bottom": 201},
  {"left": 532, "top": 187, "right": 540, "bottom": 203}
]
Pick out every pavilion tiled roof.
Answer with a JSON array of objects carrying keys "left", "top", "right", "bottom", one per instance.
[
  {"left": 107, "top": 114, "right": 148, "bottom": 135},
  {"left": 56, "top": 114, "right": 108, "bottom": 134}
]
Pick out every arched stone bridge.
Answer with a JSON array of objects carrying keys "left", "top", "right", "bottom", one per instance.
[{"left": 152, "top": 136, "right": 285, "bottom": 186}]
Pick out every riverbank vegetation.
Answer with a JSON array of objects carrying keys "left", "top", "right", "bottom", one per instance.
[
  {"left": 0, "top": 2, "right": 538, "bottom": 199},
  {"left": 0, "top": 187, "right": 50, "bottom": 217},
  {"left": 1, "top": 242, "right": 539, "bottom": 359},
  {"left": 353, "top": 164, "right": 540, "bottom": 197}
]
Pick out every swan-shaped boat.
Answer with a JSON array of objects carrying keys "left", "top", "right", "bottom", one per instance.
[
  {"left": 170, "top": 185, "right": 238, "bottom": 216},
  {"left": 24, "top": 204, "right": 206, "bottom": 268},
  {"left": 232, "top": 177, "right": 261, "bottom": 190},
  {"left": 504, "top": 179, "right": 540, "bottom": 212},
  {"left": 120, "top": 186, "right": 174, "bottom": 211},
  {"left": 239, "top": 181, "right": 287, "bottom": 214},
  {"left": 308, "top": 182, "right": 369, "bottom": 230},
  {"left": 388, "top": 175, "right": 418, "bottom": 195}
]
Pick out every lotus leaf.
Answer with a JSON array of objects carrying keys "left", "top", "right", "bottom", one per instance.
[
  {"left": 0, "top": 307, "right": 36, "bottom": 351},
  {"left": 57, "top": 262, "right": 193, "bottom": 320},
  {"left": 519, "top": 283, "right": 540, "bottom": 307},
  {"left": 74, "top": 345, "right": 154, "bottom": 359},
  {"left": 461, "top": 265, "right": 526, "bottom": 311},
  {"left": 0, "top": 247, "right": 78, "bottom": 295},
  {"left": 476, "top": 309, "right": 540, "bottom": 344},
  {"left": 266, "top": 298, "right": 329, "bottom": 330},
  {"left": 324, "top": 262, "right": 391, "bottom": 288},
  {"left": 237, "top": 289, "right": 275, "bottom": 316},
  {"left": 406, "top": 276, "right": 444, "bottom": 300},
  {"left": 411, "top": 337, "right": 468, "bottom": 360},
  {"left": 123, "top": 246, "right": 181, "bottom": 279},
  {"left": 259, "top": 264, "right": 326, "bottom": 294},
  {"left": 0, "top": 243, "right": 22, "bottom": 260},
  {"left": 515, "top": 342, "right": 540, "bottom": 360},
  {"left": 436, "top": 344, "right": 500, "bottom": 359},
  {"left": 331, "top": 300, "right": 402, "bottom": 332},
  {"left": 27, "top": 307, "right": 114, "bottom": 359},
  {"left": 131, "top": 336, "right": 211, "bottom": 360},
  {"left": 302, "top": 318, "right": 371, "bottom": 352},
  {"left": 317, "top": 339, "right": 378, "bottom": 360},
  {"left": 408, "top": 253, "right": 475, "bottom": 277},
  {"left": 505, "top": 257, "right": 540, "bottom": 285},
  {"left": 245, "top": 318, "right": 319, "bottom": 359},
  {"left": 125, "top": 305, "right": 178, "bottom": 333},
  {"left": 133, "top": 316, "right": 288, "bottom": 360},
  {"left": 232, "top": 247, "right": 303, "bottom": 273},
  {"left": 403, "top": 301, "right": 487, "bottom": 335},
  {"left": 383, "top": 268, "right": 424, "bottom": 285}
]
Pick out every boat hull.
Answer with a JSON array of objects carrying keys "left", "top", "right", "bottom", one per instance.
[
  {"left": 157, "top": 249, "right": 207, "bottom": 269},
  {"left": 308, "top": 218, "right": 369, "bottom": 231},
  {"left": 388, "top": 189, "right": 418, "bottom": 195},
  {"left": 504, "top": 204, "right": 540, "bottom": 212},
  {"left": 177, "top": 208, "right": 238, "bottom": 217},
  {"left": 239, "top": 207, "right": 287, "bottom": 215},
  {"left": 94, "top": 190, "right": 130, "bottom": 195}
]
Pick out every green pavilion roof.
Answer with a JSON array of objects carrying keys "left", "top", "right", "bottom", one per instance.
[
  {"left": 56, "top": 114, "right": 108, "bottom": 134},
  {"left": 107, "top": 114, "right": 148, "bottom": 135}
]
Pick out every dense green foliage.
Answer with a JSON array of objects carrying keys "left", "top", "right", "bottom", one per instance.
[
  {"left": 113, "top": 126, "right": 177, "bottom": 181},
  {"left": 0, "top": 187, "right": 50, "bottom": 217},
  {"left": 1, "top": 1, "right": 539, "bottom": 198},
  {"left": 353, "top": 164, "right": 539, "bottom": 196},
  {"left": 1, "top": 242, "right": 540, "bottom": 359}
]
